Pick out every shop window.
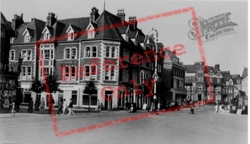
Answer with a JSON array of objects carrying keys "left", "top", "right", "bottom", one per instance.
[
  {"left": 71, "top": 91, "right": 77, "bottom": 105},
  {"left": 82, "top": 94, "right": 89, "bottom": 105}
]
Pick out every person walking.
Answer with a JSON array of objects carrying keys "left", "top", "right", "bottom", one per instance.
[
  {"left": 11, "top": 102, "right": 16, "bottom": 116},
  {"left": 68, "top": 99, "right": 75, "bottom": 116},
  {"left": 62, "top": 99, "right": 67, "bottom": 115},
  {"left": 28, "top": 98, "right": 34, "bottom": 113},
  {"left": 96, "top": 99, "right": 100, "bottom": 111},
  {"left": 57, "top": 98, "right": 63, "bottom": 115},
  {"left": 40, "top": 97, "right": 45, "bottom": 114},
  {"left": 108, "top": 100, "right": 112, "bottom": 112},
  {"left": 215, "top": 104, "right": 219, "bottom": 113},
  {"left": 125, "top": 101, "right": 129, "bottom": 111},
  {"left": 34, "top": 99, "right": 40, "bottom": 114}
]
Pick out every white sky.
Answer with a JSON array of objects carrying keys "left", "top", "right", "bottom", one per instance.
[{"left": 1, "top": 0, "right": 248, "bottom": 75}]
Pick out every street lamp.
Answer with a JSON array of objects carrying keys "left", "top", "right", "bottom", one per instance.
[{"left": 149, "top": 28, "right": 159, "bottom": 113}]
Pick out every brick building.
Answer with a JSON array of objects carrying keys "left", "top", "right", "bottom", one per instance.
[
  {"left": 162, "top": 50, "right": 186, "bottom": 105},
  {"left": 9, "top": 8, "right": 161, "bottom": 110},
  {"left": 184, "top": 62, "right": 223, "bottom": 103},
  {"left": 0, "top": 12, "right": 17, "bottom": 98}
]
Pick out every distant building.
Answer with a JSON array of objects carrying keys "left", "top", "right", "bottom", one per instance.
[
  {"left": 241, "top": 67, "right": 248, "bottom": 96},
  {"left": 162, "top": 50, "right": 186, "bottom": 105},
  {"left": 184, "top": 62, "right": 223, "bottom": 103}
]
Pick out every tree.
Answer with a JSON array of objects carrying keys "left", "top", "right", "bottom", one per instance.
[
  {"left": 30, "top": 78, "right": 44, "bottom": 102},
  {"left": 43, "top": 74, "right": 60, "bottom": 114},
  {"left": 83, "top": 81, "right": 97, "bottom": 112}
]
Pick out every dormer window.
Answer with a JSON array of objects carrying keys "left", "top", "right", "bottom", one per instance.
[
  {"left": 22, "top": 28, "right": 33, "bottom": 43},
  {"left": 66, "top": 24, "right": 79, "bottom": 41},
  {"left": 44, "top": 33, "right": 51, "bottom": 40},
  {"left": 68, "top": 33, "right": 74, "bottom": 40},
  {"left": 86, "top": 24, "right": 96, "bottom": 39},
  {"left": 42, "top": 27, "right": 52, "bottom": 40},
  {"left": 24, "top": 35, "right": 30, "bottom": 42},
  {"left": 10, "top": 37, "right": 15, "bottom": 43}
]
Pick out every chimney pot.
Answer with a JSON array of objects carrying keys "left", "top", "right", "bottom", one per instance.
[{"left": 117, "top": 9, "right": 125, "bottom": 22}]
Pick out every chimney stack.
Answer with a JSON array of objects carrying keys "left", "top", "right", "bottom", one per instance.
[
  {"left": 46, "top": 12, "right": 57, "bottom": 27},
  {"left": 215, "top": 64, "right": 220, "bottom": 70},
  {"left": 90, "top": 7, "right": 99, "bottom": 23},
  {"left": 129, "top": 16, "right": 137, "bottom": 29},
  {"left": 11, "top": 13, "right": 24, "bottom": 30},
  {"left": 117, "top": 9, "right": 125, "bottom": 22}
]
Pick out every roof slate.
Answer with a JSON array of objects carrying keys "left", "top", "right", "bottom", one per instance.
[
  {"left": 1, "top": 12, "right": 13, "bottom": 31},
  {"left": 184, "top": 65, "right": 195, "bottom": 73},
  {"left": 12, "top": 18, "right": 45, "bottom": 43},
  {"left": 222, "top": 71, "right": 231, "bottom": 81}
]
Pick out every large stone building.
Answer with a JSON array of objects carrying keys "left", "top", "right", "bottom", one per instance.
[
  {"left": 162, "top": 50, "right": 186, "bottom": 105},
  {"left": 184, "top": 62, "right": 223, "bottom": 103},
  {"left": 9, "top": 8, "right": 162, "bottom": 110}
]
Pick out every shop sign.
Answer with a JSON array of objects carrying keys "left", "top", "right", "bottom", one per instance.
[
  {"left": 60, "top": 60, "right": 77, "bottom": 66},
  {"left": 103, "top": 40, "right": 120, "bottom": 45}
]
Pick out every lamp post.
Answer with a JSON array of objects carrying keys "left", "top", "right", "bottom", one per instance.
[{"left": 149, "top": 28, "right": 159, "bottom": 113}]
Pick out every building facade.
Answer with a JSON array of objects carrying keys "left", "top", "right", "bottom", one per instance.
[
  {"left": 241, "top": 67, "right": 248, "bottom": 96},
  {"left": 221, "top": 71, "right": 236, "bottom": 104},
  {"left": 162, "top": 50, "right": 186, "bottom": 105},
  {"left": 9, "top": 8, "right": 160, "bottom": 109},
  {"left": 184, "top": 62, "right": 223, "bottom": 103},
  {"left": 0, "top": 12, "right": 17, "bottom": 100}
]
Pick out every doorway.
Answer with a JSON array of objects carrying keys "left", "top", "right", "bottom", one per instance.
[
  {"left": 104, "top": 91, "right": 113, "bottom": 110},
  {"left": 198, "top": 94, "right": 202, "bottom": 101}
]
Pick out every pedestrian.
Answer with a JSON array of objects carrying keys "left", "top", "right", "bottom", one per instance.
[
  {"left": 215, "top": 104, "right": 219, "bottom": 113},
  {"left": 125, "top": 101, "right": 129, "bottom": 111},
  {"left": 11, "top": 102, "right": 16, "bottom": 116},
  {"left": 40, "top": 97, "right": 45, "bottom": 114},
  {"left": 108, "top": 100, "right": 112, "bottom": 112},
  {"left": 62, "top": 99, "right": 67, "bottom": 115},
  {"left": 142, "top": 102, "right": 147, "bottom": 111},
  {"left": 68, "top": 98, "right": 75, "bottom": 116},
  {"left": 190, "top": 105, "right": 194, "bottom": 114},
  {"left": 57, "top": 98, "right": 63, "bottom": 115},
  {"left": 227, "top": 104, "right": 230, "bottom": 112},
  {"left": 221, "top": 104, "right": 224, "bottom": 113},
  {"left": 34, "top": 98, "right": 40, "bottom": 113},
  {"left": 28, "top": 98, "right": 34, "bottom": 113},
  {"left": 52, "top": 97, "right": 55, "bottom": 107},
  {"left": 96, "top": 99, "right": 100, "bottom": 111},
  {"left": 3, "top": 97, "right": 10, "bottom": 112}
]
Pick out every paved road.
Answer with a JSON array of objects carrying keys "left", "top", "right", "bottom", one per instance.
[{"left": 0, "top": 106, "right": 248, "bottom": 144}]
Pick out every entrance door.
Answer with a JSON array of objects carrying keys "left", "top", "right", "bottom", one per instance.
[
  {"left": 198, "top": 94, "right": 202, "bottom": 101},
  {"left": 104, "top": 91, "right": 113, "bottom": 109}
]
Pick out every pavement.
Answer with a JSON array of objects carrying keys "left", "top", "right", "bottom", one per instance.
[
  {"left": 0, "top": 104, "right": 247, "bottom": 118},
  {"left": 0, "top": 105, "right": 248, "bottom": 144}
]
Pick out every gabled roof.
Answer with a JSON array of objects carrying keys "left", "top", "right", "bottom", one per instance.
[
  {"left": 66, "top": 23, "right": 81, "bottom": 33},
  {"left": 231, "top": 74, "right": 240, "bottom": 79},
  {"left": 10, "top": 9, "right": 148, "bottom": 46},
  {"left": 230, "top": 74, "right": 241, "bottom": 84},
  {"left": 222, "top": 71, "right": 232, "bottom": 81},
  {"left": 184, "top": 65, "right": 195, "bottom": 73},
  {"left": 91, "top": 10, "right": 123, "bottom": 41},
  {"left": 242, "top": 67, "right": 248, "bottom": 79},
  {"left": 1, "top": 12, "right": 13, "bottom": 31},
  {"left": 239, "top": 90, "right": 246, "bottom": 97},
  {"left": 205, "top": 65, "right": 220, "bottom": 74},
  {"left": 55, "top": 17, "right": 89, "bottom": 41},
  {"left": 137, "top": 29, "right": 146, "bottom": 43},
  {"left": 13, "top": 18, "right": 45, "bottom": 43},
  {"left": 23, "top": 28, "right": 34, "bottom": 36}
]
